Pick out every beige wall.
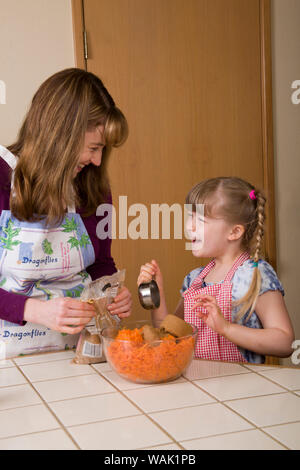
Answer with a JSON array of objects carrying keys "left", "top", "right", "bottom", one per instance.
[
  {"left": 271, "top": 0, "right": 300, "bottom": 366},
  {"left": 0, "top": 0, "right": 299, "bottom": 365},
  {"left": 0, "top": 0, "right": 75, "bottom": 145}
]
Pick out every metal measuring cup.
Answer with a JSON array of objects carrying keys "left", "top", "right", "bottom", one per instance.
[{"left": 138, "top": 279, "right": 160, "bottom": 310}]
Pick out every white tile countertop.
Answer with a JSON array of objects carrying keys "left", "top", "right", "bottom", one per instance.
[{"left": 0, "top": 350, "right": 300, "bottom": 450}]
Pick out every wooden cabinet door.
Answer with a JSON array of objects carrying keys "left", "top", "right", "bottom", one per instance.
[{"left": 72, "top": 0, "right": 275, "bottom": 328}]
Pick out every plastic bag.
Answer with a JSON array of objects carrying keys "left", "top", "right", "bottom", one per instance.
[
  {"left": 72, "top": 270, "right": 125, "bottom": 364},
  {"left": 80, "top": 269, "right": 126, "bottom": 331}
]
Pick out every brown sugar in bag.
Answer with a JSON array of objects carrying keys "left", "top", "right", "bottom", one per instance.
[{"left": 72, "top": 324, "right": 105, "bottom": 364}]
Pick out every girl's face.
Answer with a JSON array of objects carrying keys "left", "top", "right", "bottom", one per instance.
[
  {"left": 186, "top": 210, "right": 235, "bottom": 258},
  {"left": 75, "top": 126, "right": 105, "bottom": 175}
]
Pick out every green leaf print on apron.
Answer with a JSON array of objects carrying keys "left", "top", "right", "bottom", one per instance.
[{"left": 0, "top": 149, "right": 96, "bottom": 358}]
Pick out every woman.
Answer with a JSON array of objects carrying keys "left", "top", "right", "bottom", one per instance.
[{"left": 0, "top": 68, "right": 132, "bottom": 357}]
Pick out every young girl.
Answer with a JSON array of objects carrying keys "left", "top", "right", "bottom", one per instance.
[{"left": 138, "top": 177, "right": 294, "bottom": 363}]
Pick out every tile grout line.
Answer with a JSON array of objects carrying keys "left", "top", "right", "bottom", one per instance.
[
  {"left": 111, "top": 362, "right": 299, "bottom": 450},
  {"left": 90, "top": 364, "right": 186, "bottom": 450},
  {"left": 8, "top": 358, "right": 300, "bottom": 395},
  {"left": 262, "top": 419, "right": 300, "bottom": 430},
  {"left": 261, "top": 419, "right": 300, "bottom": 450},
  {"left": 14, "top": 362, "right": 298, "bottom": 449},
  {"left": 10, "top": 358, "right": 81, "bottom": 450},
  {"left": 0, "top": 427, "right": 67, "bottom": 442},
  {"left": 5, "top": 356, "right": 300, "bottom": 371},
  {"left": 3, "top": 381, "right": 290, "bottom": 418},
  {"left": 183, "top": 375, "right": 291, "bottom": 450},
  {"left": 176, "top": 428, "right": 279, "bottom": 447},
  {"left": 11, "top": 355, "right": 76, "bottom": 367},
  {"left": 243, "top": 362, "right": 300, "bottom": 370},
  {"left": 184, "top": 373, "right": 287, "bottom": 408},
  {"left": 0, "top": 371, "right": 96, "bottom": 388},
  {"left": 182, "top": 372, "right": 250, "bottom": 381},
  {"left": 8, "top": 358, "right": 183, "bottom": 450},
  {"left": 2, "top": 360, "right": 188, "bottom": 447},
  {"left": 0, "top": 391, "right": 121, "bottom": 411},
  {"left": 87, "top": 366, "right": 295, "bottom": 451},
  {"left": 2, "top": 357, "right": 298, "bottom": 450},
  {"left": 187, "top": 363, "right": 300, "bottom": 401},
  {"left": 2, "top": 358, "right": 288, "bottom": 388},
  {"left": 177, "top": 423, "right": 300, "bottom": 448},
  {"left": 184, "top": 376, "right": 290, "bottom": 402},
  {"left": 238, "top": 366, "right": 300, "bottom": 398}
]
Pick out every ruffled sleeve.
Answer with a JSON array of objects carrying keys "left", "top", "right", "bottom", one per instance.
[
  {"left": 232, "top": 258, "right": 284, "bottom": 302},
  {"left": 258, "top": 260, "right": 285, "bottom": 296},
  {"left": 180, "top": 267, "right": 204, "bottom": 296}
]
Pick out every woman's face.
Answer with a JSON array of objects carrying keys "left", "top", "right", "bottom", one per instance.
[{"left": 75, "top": 126, "right": 105, "bottom": 175}]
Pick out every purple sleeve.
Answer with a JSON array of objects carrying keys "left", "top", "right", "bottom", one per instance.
[
  {"left": 0, "top": 289, "right": 27, "bottom": 325},
  {"left": 79, "top": 195, "right": 117, "bottom": 280},
  {"left": 86, "top": 234, "right": 117, "bottom": 280}
]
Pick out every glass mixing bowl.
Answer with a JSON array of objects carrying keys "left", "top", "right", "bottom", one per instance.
[{"left": 101, "top": 320, "right": 198, "bottom": 384}]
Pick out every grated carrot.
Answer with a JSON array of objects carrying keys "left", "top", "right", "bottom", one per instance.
[
  {"left": 115, "top": 328, "right": 144, "bottom": 344},
  {"left": 107, "top": 327, "right": 195, "bottom": 383}
]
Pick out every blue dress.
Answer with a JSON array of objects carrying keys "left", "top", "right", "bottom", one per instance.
[{"left": 180, "top": 259, "right": 285, "bottom": 363}]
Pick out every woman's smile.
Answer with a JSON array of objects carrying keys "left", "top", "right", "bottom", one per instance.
[
  {"left": 76, "top": 163, "right": 86, "bottom": 172},
  {"left": 75, "top": 126, "right": 105, "bottom": 176}
]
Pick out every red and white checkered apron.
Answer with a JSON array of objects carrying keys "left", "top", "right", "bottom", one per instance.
[{"left": 184, "top": 252, "right": 250, "bottom": 362}]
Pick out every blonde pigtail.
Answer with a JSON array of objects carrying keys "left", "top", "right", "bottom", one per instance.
[{"left": 234, "top": 190, "right": 266, "bottom": 322}]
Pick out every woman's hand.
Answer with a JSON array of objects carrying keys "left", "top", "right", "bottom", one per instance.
[
  {"left": 192, "top": 294, "right": 229, "bottom": 336},
  {"left": 137, "top": 259, "right": 164, "bottom": 293},
  {"left": 107, "top": 286, "right": 132, "bottom": 319},
  {"left": 24, "top": 297, "right": 96, "bottom": 334}
]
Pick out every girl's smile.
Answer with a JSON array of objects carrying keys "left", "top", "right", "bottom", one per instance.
[
  {"left": 186, "top": 211, "right": 237, "bottom": 258},
  {"left": 186, "top": 211, "right": 204, "bottom": 254}
]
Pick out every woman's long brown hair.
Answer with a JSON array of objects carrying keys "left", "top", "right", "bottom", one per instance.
[
  {"left": 186, "top": 177, "right": 266, "bottom": 322},
  {"left": 8, "top": 68, "right": 128, "bottom": 225}
]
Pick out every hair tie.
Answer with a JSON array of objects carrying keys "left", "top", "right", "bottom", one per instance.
[{"left": 249, "top": 190, "right": 256, "bottom": 200}]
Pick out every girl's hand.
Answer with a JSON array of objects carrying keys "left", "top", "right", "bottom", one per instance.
[
  {"left": 24, "top": 297, "right": 96, "bottom": 334},
  {"left": 192, "top": 294, "right": 229, "bottom": 336},
  {"left": 107, "top": 286, "right": 132, "bottom": 319},
  {"left": 137, "top": 259, "right": 164, "bottom": 293}
]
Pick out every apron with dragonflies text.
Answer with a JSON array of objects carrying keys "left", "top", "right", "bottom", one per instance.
[{"left": 0, "top": 146, "right": 95, "bottom": 358}]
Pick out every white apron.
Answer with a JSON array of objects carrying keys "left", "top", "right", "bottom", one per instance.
[{"left": 0, "top": 147, "right": 95, "bottom": 358}]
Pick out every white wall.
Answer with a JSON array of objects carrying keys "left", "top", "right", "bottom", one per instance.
[
  {"left": 0, "top": 0, "right": 75, "bottom": 145},
  {"left": 271, "top": 0, "right": 300, "bottom": 366}
]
